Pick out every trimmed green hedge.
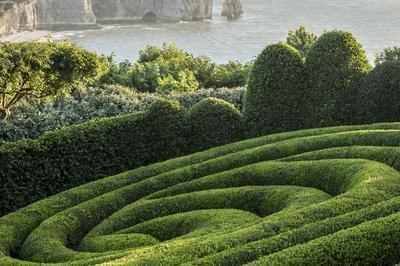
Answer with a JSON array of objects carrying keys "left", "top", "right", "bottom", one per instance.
[
  {"left": 358, "top": 60, "right": 400, "bottom": 123},
  {"left": 188, "top": 97, "right": 244, "bottom": 151},
  {"left": 0, "top": 99, "right": 190, "bottom": 215},
  {"left": 305, "top": 30, "right": 371, "bottom": 127},
  {"left": 1, "top": 122, "right": 400, "bottom": 264},
  {"left": 0, "top": 97, "right": 250, "bottom": 216},
  {"left": 244, "top": 43, "right": 305, "bottom": 136}
]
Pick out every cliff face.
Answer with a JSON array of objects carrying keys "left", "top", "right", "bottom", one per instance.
[
  {"left": 0, "top": 1, "right": 37, "bottom": 35},
  {"left": 0, "top": 0, "right": 216, "bottom": 35},
  {"left": 35, "top": 0, "right": 96, "bottom": 29},
  {"left": 92, "top": 0, "right": 212, "bottom": 23}
]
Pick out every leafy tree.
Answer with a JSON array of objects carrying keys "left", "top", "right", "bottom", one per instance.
[
  {"left": 287, "top": 26, "right": 318, "bottom": 58},
  {"left": 375, "top": 46, "right": 400, "bottom": 66},
  {"left": 97, "top": 54, "right": 133, "bottom": 87},
  {"left": 0, "top": 40, "right": 106, "bottom": 120}
]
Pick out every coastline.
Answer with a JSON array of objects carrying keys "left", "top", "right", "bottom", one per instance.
[{"left": 0, "top": 30, "right": 53, "bottom": 42}]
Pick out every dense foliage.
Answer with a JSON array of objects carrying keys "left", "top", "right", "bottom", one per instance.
[
  {"left": 2, "top": 29, "right": 400, "bottom": 219},
  {"left": 100, "top": 43, "right": 250, "bottom": 92},
  {"left": 0, "top": 100, "right": 190, "bottom": 215},
  {"left": 188, "top": 98, "right": 243, "bottom": 151},
  {"left": 3, "top": 30, "right": 400, "bottom": 145},
  {"left": 359, "top": 59, "right": 400, "bottom": 123},
  {"left": 2, "top": 123, "right": 400, "bottom": 264},
  {"left": 244, "top": 43, "right": 305, "bottom": 136},
  {"left": 2, "top": 27, "right": 400, "bottom": 264},
  {"left": 0, "top": 86, "right": 245, "bottom": 143},
  {"left": 0, "top": 97, "right": 250, "bottom": 215},
  {"left": 305, "top": 31, "right": 372, "bottom": 127},
  {"left": 0, "top": 41, "right": 105, "bottom": 120}
]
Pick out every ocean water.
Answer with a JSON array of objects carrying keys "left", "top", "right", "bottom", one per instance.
[{"left": 54, "top": 0, "right": 400, "bottom": 63}]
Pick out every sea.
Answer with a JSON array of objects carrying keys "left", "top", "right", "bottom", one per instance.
[{"left": 54, "top": 0, "right": 400, "bottom": 64}]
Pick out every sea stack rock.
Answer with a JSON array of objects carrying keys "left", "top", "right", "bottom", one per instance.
[{"left": 221, "top": 0, "right": 243, "bottom": 20}]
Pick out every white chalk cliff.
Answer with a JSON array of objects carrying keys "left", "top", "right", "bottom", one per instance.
[{"left": 0, "top": 0, "right": 242, "bottom": 35}]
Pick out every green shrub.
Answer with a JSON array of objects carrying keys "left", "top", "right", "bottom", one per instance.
[
  {"left": 358, "top": 60, "right": 400, "bottom": 123},
  {"left": 97, "top": 59, "right": 133, "bottom": 87},
  {"left": 305, "top": 30, "right": 371, "bottom": 127},
  {"left": 156, "top": 70, "right": 199, "bottom": 95},
  {"left": 208, "top": 61, "right": 251, "bottom": 88},
  {"left": 244, "top": 42, "right": 306, "bottom": 136},
  {"left": 1, "top": 123, "right": 400, "bottom": 264},
  {"left": 0, "top": 99, "right": 189, "bottom": 215},
  {"left": 168, "top": 87, "right": 246, "bottom": 111},
  {"left": 188, "top": 98, "right": 243, "bottom": 151}
]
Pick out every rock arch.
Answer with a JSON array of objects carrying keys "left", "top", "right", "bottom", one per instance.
[{"left": 142, "top": 10, "right": 157, "bottom": 22}]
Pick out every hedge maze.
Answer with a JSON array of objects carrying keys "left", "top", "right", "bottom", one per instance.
[{"left": 1, "top": 123, "right": 400, "bottom": 265}]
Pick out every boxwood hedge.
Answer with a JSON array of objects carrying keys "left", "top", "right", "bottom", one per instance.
[
  {"left": 188, "top": 97, "right": 244, "bottom": 151},
  {"left": 244, "top": 43, "right": 305, "bottom": 136},
  {"left": 0, "top": 99, "right": 190, "bottom": 216},
  {"left": 358, "top": 60, "right": 400, "bottom": 124},
  {"left": 305, "top": 30, "right": 371, "bottom": 127},
  {"left": 1, "top": 122, "right": 400, "bottom": 264}
]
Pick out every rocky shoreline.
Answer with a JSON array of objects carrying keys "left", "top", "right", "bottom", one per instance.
[
  {"left": 0, "top": 0, "right": 242, "bottom": 37},
  {"left": 0, "top": 29, "right": 51, "bottom": 41}
]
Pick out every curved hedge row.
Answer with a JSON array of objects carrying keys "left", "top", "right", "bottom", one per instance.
[{"left": 1, "top": 122, "right": 400, "bottom": 264}]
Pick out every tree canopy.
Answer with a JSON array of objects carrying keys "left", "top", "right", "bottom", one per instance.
[
  {"left": 286, "top": 26, "right": 318, "bottom": 58},
  {"left": 0, "top": 40, "right": 106, "bottom": 120}
]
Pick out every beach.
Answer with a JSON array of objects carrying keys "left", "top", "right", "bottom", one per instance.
[{"left": 0, "top": 30, "right": 52, "bottom": 42}]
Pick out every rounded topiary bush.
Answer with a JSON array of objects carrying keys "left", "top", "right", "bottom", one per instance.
[
  {"left": 244, "top": 42, "right": 306, "bottom": 137},
  {"left": 358, "top": 61, "right": 400, "bottom": 123},
  {"left": 188, "top": 97, "right": 243, "bottom": 151},
  {"left": 305, "top": 30, "right": 371, "bottom": 127}
]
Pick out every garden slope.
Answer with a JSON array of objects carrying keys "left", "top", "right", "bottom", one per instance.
[{"left": 1, "top": 123, "right": 400, "bottom": 265}]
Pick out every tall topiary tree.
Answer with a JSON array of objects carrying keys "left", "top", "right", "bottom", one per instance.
[
  {"left": 244, "top": 43, "right": 306, "bottom": 136},
  {"left": 0, "top": 40, "right": 106, "bottom": 120},
  {"left": 358, "top": 60, "right": 400, "bottom": 123},
  {"left": 305, "top": 30, "right": 371, "bottom": 127},
  {"left": 188, "top": 97, "right": 243, "bottom": 151}
]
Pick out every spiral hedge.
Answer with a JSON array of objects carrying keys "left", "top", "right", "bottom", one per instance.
[{"left": 2, "top": 122, "right": 400, "bottom": 265}]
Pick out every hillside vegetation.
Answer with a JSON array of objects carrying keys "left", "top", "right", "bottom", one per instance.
[{"left": 1, "top": 122, "right": 400, "bottom": 264}]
